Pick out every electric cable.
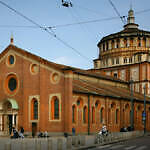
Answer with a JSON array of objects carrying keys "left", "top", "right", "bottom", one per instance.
[
  {"left": 0, "top": 0, "right": 92, "bottom": 63},
  {"left": 48, "top": 16, "right": 119, "bottom": 29},
  {"left": 108, "top": 0, "right": 126, "bottom": 25},
  {"left": 67, "top": 7, "right": 97, "bottom": 46}
]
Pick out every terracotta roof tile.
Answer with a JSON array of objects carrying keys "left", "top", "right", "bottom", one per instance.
[{"left": 73, "top": 79, "right": 150, "bottom": 102}]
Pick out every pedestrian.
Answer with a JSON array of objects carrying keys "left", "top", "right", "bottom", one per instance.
[
  {"left": 43, "top": 131, "right": 48, "bottom": 137},
  {"left": 72, "top": 127, "right": 75, "bottom": 136},
  {"left": 11, "top": 127, "right": 19, "bottom": 139},
  {"left": 19, "top": 126, "right": 24, "bottom": 138},
  {"left": 20, "top": 126, "right": 24, "bottom": 134}
]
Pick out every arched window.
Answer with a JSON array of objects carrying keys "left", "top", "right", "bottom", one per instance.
[
  {"left": 54, "top": 98, "right": 59, "bottom": 119},
  {"left": 116, "top": 39, "right": 120, "bottom": 48},
  {"left": 111, "top": 40, "right": 114, "bottom": 49},
  {"left": 100, "top": 108, "right": 104, "bottom": 123},
  {"left": 130, "top": 38, "right": 133, "bottom": 47},
  {"left": 130, "top": 110, "right": 132, "bottom": 124},
  {"left": 51, "top": 97, "right": 59, "bottom": 120},
  {"left": 116, "top": 58, "right": 119, "bottom": 64},
  {"left": 138, "top": 37, "right": 141, "bottom": 47},
  {"left": 124, "top": 38, "right": 127, "bottom": 47},
  {"left": 34, "top": 100, "right": 38, "bottom": 119},
  {"left": 103, "top": 43, "right": 105, "bottom": 51},
  {"left": 138, "top": 55, "right": 141, "bottom": 62},
  {"left": 92, "top": 107, "right": 95, "bottom": 123},
  {"left": 108, "top": 109, "right": 111, "bottom": 124},
  {"left": 129, "top": 57, "right": 132, "bottom": 63},
  {"left": 72, "top": 105, "right": 77, "bottom": 123},
  {"left": 115, "top": 109, "right": 119, "bottom": 124},
  {"left": 106, "top": 42, "right": 109, "bottom": 50},
  {"left": 112, "top": 58, "right": 114, "bottom": 65},
  {"left": 83, "top": 106, "right": 88, "bottom": 123},
  {"left": 143, "top": 37, "right": 146, "bottom": 47},
  {"left": 31, "top": 98, "right": 38, "bottom": 120},
  {"left": 124, "top": 58, "right": 127, "bottom": 63}
]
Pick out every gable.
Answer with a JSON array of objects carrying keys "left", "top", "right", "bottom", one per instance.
[{"left": 0, "top": 44, "right": 64, "bottom": 76}]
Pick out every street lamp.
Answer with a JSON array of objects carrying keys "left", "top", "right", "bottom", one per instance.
[
  {"left": 130, "top": 79, "right": 134, "bottom": 130},
  {"left": 143, "top": 85, "right": 146, "bottom": 134}
]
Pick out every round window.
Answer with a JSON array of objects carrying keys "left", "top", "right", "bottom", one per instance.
[
  {"left": 30, "top": 64, "right": 39, "bottom": 74},
  {"left": 5, "top": 74, "right": 19, "bottom": 95},
  {"left": 8, "top": 77, "right": 17, "bottom": 91},
  {"left": 51, "top": 72, "right": 60, "bottom": 84}
]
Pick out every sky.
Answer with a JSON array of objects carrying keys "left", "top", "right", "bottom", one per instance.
[{"left": 0, "top": 0, "right": 150, "bottom": 69}]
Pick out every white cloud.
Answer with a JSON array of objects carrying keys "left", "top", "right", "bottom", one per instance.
[
  {"left": 53, "top": 56, "right": 73, "bottom": 66},
  {"left": 53, "top": 56, "right": 92, "bottom": 69}
]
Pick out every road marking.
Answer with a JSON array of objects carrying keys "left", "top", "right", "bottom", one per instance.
[
  {"left": 135, "top": 146, "right": 147, "bottom": 150},
  {"left": 110, "top": 144, "right": 124, "bottom": 149},
  {"left": 97, "top": 144, "right": 111, "bottom": 149},
  {"left": 124, "top": 146, "right": 136, "bottom": 150}
]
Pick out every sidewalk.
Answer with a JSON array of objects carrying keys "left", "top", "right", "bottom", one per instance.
[
  {"left": 73, "top": 131, "right": 146, "bottom": 150},
  {"left": 2, "top": 131, "right": 147, "bottom": 150}
]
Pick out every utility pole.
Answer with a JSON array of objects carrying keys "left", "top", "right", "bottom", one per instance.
[
  {"left": 143, "top": 85, "right": 146, "bottom": 134},
  {"left": 130, "top": 80, "right": 134, "bottom": 130},
  {"left": 88, "top": 94, "right": 90, "bottom": 135}
]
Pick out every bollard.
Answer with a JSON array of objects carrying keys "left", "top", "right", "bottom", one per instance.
[
  {"left": 102, "top": 136, "right": 105, "bottom": 143},
  {"left": 57, "top": 138, "right": 63, "bottom": 150},
  {"left": 21, "top": 140, "right": 27, "bottom": 150},
  {"left": 74, "top": 136, "right": 79, "bottom": 147},
  {"left": 80, "top": 136, "right": 85, "bottom": 146},
  {"left": 78, "top": 135, "right": 81, "bottom": 145},
  {"left": 95, "top": 135, "right": 98, "bottom": 144},
  {"left": 48, "top": 138, "right": 53, "bottom": 150},
  {"left": 72, "top": 136, "right": 75, "bottom": 145},
  {"left": 5, "top": 142, "right": 11, "bottom": 150},
  {"left": 35, "top": 139, "right": 41, "bottom": 150},
  {"left": 66, "top": 136, "right": 72, "bottom": 150}
]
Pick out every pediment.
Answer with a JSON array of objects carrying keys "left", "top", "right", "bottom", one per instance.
[{"left": 0, "top": 44, "right": 66, "bottom": 75}]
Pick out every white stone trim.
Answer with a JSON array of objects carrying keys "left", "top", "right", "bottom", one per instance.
[
  {"left": 1, "top": 49, "right": 64, "bottom": 76},
  {"left": 6, "top": 53, "right": 16, "bottom": 68},
  {"left": 28, "top": 95, "right": 40, "bottom": 123},
  {"left": 49, "top": 93, "right": 61, "bottom": 122}
]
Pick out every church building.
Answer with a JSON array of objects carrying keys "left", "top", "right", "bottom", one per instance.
[
  {"left": 93, "top": 8, "right": 150, "bottom": 96},
  {"left": 0, "top": 9, "right": 150, "bottom": 136}
]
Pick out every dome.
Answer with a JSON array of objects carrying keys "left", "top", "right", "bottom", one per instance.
[{"left": 94, "top": 9, "right": 150, "bottom": 70}]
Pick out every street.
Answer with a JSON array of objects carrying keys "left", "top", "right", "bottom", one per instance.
[{"left": 88, "top": 135, "right": 150, "bottom": 150}]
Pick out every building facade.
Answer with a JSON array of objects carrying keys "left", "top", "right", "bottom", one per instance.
[
  {"left": 0, "top": 9, "right": 150, "bottom": 136},
  {"left": 93, "top": 9, "right": 150, "bottom": 96}
]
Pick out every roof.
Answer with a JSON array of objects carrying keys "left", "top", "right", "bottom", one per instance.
[
  {"left": 2, "top": 44, "right": 127, "bottom": 84},
  {"left": 73, "top": 79, "right": 150, "bottom": 102},
  {"left": 98, "top": 27, "right": 150, "bottom": 46}
]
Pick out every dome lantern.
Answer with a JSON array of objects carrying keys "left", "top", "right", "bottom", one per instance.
[{"left": 124, "top": 8, "right": 139, "bottom": 29}]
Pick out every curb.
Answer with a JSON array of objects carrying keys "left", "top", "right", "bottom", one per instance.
[{"left": 73, "top": 134, "right": 145, "bottom": 150}]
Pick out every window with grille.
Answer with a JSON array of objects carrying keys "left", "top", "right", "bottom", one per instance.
[
  {"left": 33, "top": 100, "right": 38, "bottom": 120},
  {"left": 54, "top": 98, "right": 59, "bottom": 119}
]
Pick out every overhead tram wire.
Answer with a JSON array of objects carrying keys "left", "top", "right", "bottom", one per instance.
[
  {"left": 0, "top": 25, "right": 38, "bottom": 28},
  {"left": 0, "top": 1, "right": 55, "bottom": 36},
  {"left": 108, "top": 0, "right": 126, "bottom": 25},
  {"left": 48, "top": 16, "right": 120, "bottom": 29},
  {"left": 68, "top": 5, "right": 99, "bottom": 44},
  {"left": 74, "top": 4, "right": 108, "bottom": 16},
  {"left": 0, "top": 0, "right": 92, "bottom": 63},
  {"left": 0, "top": 7, "right": 150, "bottom": 30},
  {"left": 135, "top": 8, "right": 150, "bottom": 15}
]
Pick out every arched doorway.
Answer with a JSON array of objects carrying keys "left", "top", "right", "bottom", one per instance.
[{"left": 0, "top": 99, "right": 19, "bottom": 135}]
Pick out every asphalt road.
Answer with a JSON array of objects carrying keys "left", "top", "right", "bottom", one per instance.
[{"left": 88, "top": 135, "right": 150, "bottom": 150}]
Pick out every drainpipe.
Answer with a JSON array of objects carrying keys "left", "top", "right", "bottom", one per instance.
[{"left": 88, "top": 94, "right": 90, "bottom": 135}]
